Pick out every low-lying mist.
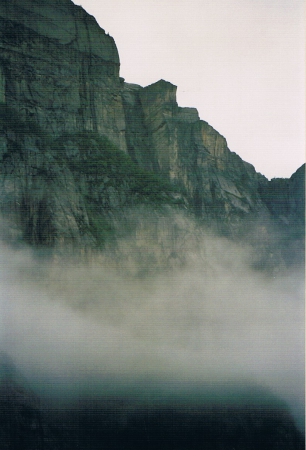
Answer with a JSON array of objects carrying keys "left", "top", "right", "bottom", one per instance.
[{"left": 0, "top": 222, "right": 304, "bottom": 431}]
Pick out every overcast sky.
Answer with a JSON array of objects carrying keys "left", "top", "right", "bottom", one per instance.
[{"left": 76, "top": 0, "right": 304, "bottom": 179}]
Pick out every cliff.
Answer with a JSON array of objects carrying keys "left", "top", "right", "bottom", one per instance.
[
  {"left": 0, "top": 0, "right": 125, "bottom": 148},
  {"left": 0, "top": 2, "right": 304, "bottom": 447},
  {"left": 0, "top": 0, "right": 303, "bottom": 271},
  {"left": 123, "top": 79, "right": 267, "bottom": 230}
]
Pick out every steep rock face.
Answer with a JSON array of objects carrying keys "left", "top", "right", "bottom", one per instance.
[
  {"left": 0, "top": 0, "right": 303, "bottom": 271},
  {"left": 0, "top": 108, "right": 182, "bottom": 256},
  {"left": 259, "top": 165, "right": 305, "bottom": 227},
  {"left": 0, "top": 107, "right": 93, "bottom": 250},
  {"left": 0, "top": 0, "right": 126, "bottom": 150},
  {"left": 258, "top": 164, "right": 305, "bottom": 266},
  {"left": 123, "top": 80, "right": 267, "bottom": 234}
]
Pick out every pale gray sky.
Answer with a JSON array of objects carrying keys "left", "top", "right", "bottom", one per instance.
[{"left": 76, "top": 0, "right": 304, "bottom": 179}]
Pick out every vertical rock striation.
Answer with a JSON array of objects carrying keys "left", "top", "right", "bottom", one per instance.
[
  {"left": 0, "top": 0, "right": 126, "bottom": 150},
  {"left": 123, "top": 80, "right": 268, "bottom": 233},
  {"left": 0, "top": 0, "right": 303, "bottom": 268}
]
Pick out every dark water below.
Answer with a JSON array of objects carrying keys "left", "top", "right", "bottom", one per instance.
[{"left": 2, "top": 374, "right": 304, "bottom": 450}]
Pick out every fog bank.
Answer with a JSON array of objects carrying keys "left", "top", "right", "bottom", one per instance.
[{"left": 0, "top": 232, "right": 304, "bottom": 429}]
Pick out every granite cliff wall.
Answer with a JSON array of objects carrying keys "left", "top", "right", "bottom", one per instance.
[
  {"left": 0, "top": 0, "right": 303, "bottom": 270},
  {"left": 123, "top": 79, "right": 268, "bottom": 233},
  {"left": 0, "top": 0, "right": 126, "bottom": 149}
]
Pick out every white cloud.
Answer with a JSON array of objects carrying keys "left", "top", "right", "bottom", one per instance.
[{"left": 0, "top": 227, "right": 303, "bottom": 426}]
